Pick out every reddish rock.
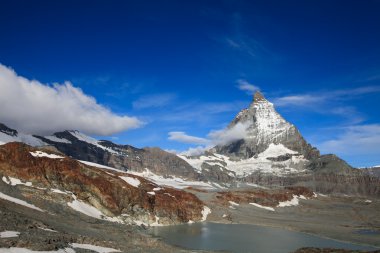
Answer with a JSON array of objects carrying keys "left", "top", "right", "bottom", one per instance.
[
  {"left": 216, "top": 186, "right": 314, "bottom": 207},
  {"left": 0, "top": 142, "right": 204, "bottom": 224}
]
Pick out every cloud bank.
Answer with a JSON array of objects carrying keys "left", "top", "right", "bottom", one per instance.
[{"left": 0, "top": 64, "right": 143, "bottom": 135}]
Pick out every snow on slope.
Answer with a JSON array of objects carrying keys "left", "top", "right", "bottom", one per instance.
[
  {"left": 0, "top": 191, "right": 44, "bottom": 212},
  {"left": 248, "top": 98, "right": 294, "bottom": 144},
  {"left": 249, "top": 202, "right": 275, "bottom": 211},
  {"left": 30, "top": 151, "right": 64, "bottom": 159},
  {"left": 128, "top": 169, "right": 216, "bottom": 190},
  {"left": 0, "top": 231, "right": 20, "bottom": 238},
  {"left": 77, "top": 160, "right": 217, "bottom": 190},
  {"left": 69, "top": 131, "right": 118, "bottom": 154},
  {"left": 0, "top": 247, "right": 75, "bottom": 253},
  {"left": 119, "top": 176, "right": 140, "bottom": 187},
  {"left": 182, "top": 144, "right": 308, "bottom": 177},
  {"left": 2, "top": 176, "right": 32, "bottom": 187},
  {"left": 70, "top": 243, "right": 120, "bottom": 253},
  {"left": 0, "top": 131, "right": 46, "bottom": 146},
  {"left": 44, "top": 135, "right": 71, "bottom": 144}
]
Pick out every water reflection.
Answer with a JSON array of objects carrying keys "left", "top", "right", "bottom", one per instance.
[{"left": 150, "top": 223, "right": 378, "bottom": 253}]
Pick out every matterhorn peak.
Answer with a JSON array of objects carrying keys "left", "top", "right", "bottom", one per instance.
[
  {"left": 215, "top": 91, "right": 320, "bottom": 160},
  {"left": 253, "top": 91, "right": 267, "bottom": 103}
]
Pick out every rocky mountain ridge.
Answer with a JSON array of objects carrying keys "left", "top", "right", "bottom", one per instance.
[{"left": 1, "top": 92, "right": 379, "bottom": 197}]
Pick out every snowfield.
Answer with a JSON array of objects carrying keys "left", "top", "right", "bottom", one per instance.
[
  {"left": 119, "top": 176, "right": 141, "bottom": 187},
  {"left": 249, "top": 203, "right": 275, "bottom": 211},
  {"left": 2, "top": 176, "right": 32, "bottom": 187},
  {"left": 70, "top": 243, "right": 120, "bottom": 253},
  {"left": 181, "top": 143, "right": 308, "bottom": 177},
  {"left": 0, "top": 191, "right": 44, "bottom": 212},
  {"left": 30, "top": 151, "right": 64, "bottom": 159},
  {"left": 0, "top": 231, "right": 20, "bottom": 238}
]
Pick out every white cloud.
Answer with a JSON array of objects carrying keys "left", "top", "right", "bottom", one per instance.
[
  {"left": 168, "top": 131, "right": 209, "bottom": 145},
  {"left": 168, "top": 122, "right": 251, "bottom": 155},
  {"left": 236, "top": 79, "right": 260, "bottom": 94},
  {"left": 273, "top": 95, "right": 323, "bottom": 106},
  {"left": 0, "top": 64, "right": 143, "bottom": 135},
  {"left": 133, "top": 93, "right": 176, "bottom": 109},
  {"left": 318, "top": 124, "right": 380, "bottom": 156},
  {"left": 208, "top": 122, "right": 250, "bottom": 146},
  {"left": 180, "top": 146, "right": 209, "bottom": 156},
  {"left": 274, "top": 86, "right": 380, "bottom": 107}
]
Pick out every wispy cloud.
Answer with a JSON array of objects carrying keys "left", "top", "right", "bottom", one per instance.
[
  {"left": 133, "top": 93, "right": 176, "bottom": 109},
  {"left": 274, "top": 86, "right": 380, "bottom": 107},
  {"left": 318, "top": 124, "right": 380, "bottom": 156},
  {"left": 160, "top": 101, "right": 247, "bottom": 123},
  {"left": 236, "top": 79, "right": 260, "bottom": 95},
  {"left": 0, "top": 64, "right": 143, "bottom": 135},
  {"left": 168, "top": 131, "right": 209, "bottom": 145},
  {"left": 168, "top": 122, "right": 251, "bottom": 155},
  {"left": 272, "top": 86, "right": 380, "bottom": 124}
]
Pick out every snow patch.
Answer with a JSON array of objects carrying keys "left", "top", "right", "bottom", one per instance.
[
  {"left": 0, "top": 132, "right": 46, "bottom": 147},
  {"left": 44, "top": 135, "right": 71, "bottom": 144},
  {"left": 70, "top": 243, "right": 120, "bottom": 253},
  {"left": 0, "top": 231, "right": 20, "bottom": 238},
  {"left": 249, "top": 203, "right": 275, "bottom": 211},
  {"left": 128, "top": 168, "right": 215, "bottom": 190},
  {"left": 38, "top": 227, "right": 57, "bottom": 233},
  {"left": 0, "top": 248, "right": 75, "bottom": 253},
  {"left": 30, "top": 151, "right": 63, "bottom": 159},
  {"left": 184, "top": 144, "right": 308, "bottom": 178},
  {"left": 2, "top": 176, "right": 32, "bottom": 187},
  {"left": 68, "top": 196, "right": 104, "bottom": 219},
  {"left": 119, "top": 176, "right": 140, "bottom": 187},
  {"left": 0, "top": 191, "right": 44, "bottom": 212},
  {"left": 69, "top": 131, "right": 118, "bottom": 154},
  {"left": 51, "top": 189, "right": 69, "bottom": 195},
  {"left": 201, "top": 206, "right": 211, "bottom": 221},
  {"left": 78, "top": 160, "right": 119, "bottom": 171},
  {"left": 147, "top": 191, "right": 155, "bottom": 195},
  {"left": 228, "top": 201, "right": 239, "bottom": 206},
  {"left": 278, "top": 195, "right": 299, "bottom": 207}
]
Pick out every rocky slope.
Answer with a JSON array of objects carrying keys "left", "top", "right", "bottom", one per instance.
[{"left": 0, "top": 142, "right": 207, "bottom": 225}]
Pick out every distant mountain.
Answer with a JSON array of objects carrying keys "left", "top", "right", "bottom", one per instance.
[{"left": 362, "top": 166, "right": 380, "bottom": 178}]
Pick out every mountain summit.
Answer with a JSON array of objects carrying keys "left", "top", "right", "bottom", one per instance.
[{"left": 214, "top": 91, "right": 319, "bottom": 160}]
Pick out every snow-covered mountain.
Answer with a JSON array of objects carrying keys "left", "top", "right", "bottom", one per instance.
[
  {"left": 0, "top": 123, "right": 46, "bottom": 146},
  {"left": 213, "top": 91, "right": 319, "bottom": 160}
]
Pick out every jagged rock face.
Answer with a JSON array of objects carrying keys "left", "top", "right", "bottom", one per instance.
[
  {"left": 0, "top": 123, "right": 18, "bottom": 136},
  {"left": 214, "top": 91, "right": 319, "bottom": 160},
  {"left": 33, "top": 131, "right": 200, "bottom": 180},
  {"left": 0, "top": 142, "right": 205, "bottom": 224}
]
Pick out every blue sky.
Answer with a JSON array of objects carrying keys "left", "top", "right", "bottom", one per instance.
[{"left": 0, "top": 0, "right": 380, "bottom": 167}]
